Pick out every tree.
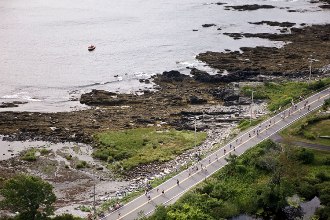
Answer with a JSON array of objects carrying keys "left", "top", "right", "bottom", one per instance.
[{"left": 0, "top": 174, "right": 56, "bottom": 220}]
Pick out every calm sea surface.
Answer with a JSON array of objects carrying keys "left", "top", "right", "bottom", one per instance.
[{"left": 0, "top": 0, "right": 329, "bottom": 112}]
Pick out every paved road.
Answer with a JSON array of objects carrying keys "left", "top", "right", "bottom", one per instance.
[{"left": 102, "top": 87, "right": 330, "bottom": 220}]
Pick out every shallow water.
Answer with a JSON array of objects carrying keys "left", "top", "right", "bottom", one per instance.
[{"left": 1, "top": 0, "right": 329, "bottom": 112}]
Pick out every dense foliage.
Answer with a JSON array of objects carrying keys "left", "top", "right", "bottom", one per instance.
[
  {"left": 0, "top": 174, "right": 56, "bottom": 220},
  {"left": 147, "top": 140, "right": 330, "bottom": 219}
]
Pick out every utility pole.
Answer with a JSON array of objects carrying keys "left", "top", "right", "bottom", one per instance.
[
  {"left": 194, "top": 117, "right": 197, "bottom": 149},
  {"left": 250, "top": 91, "right": 255, "bottom": 125},
  {"left": 92, "top": 165, "right": 96, "bottom": 220},
  {"left": 309, "top": 59, "right": 312, "bottom": 85},
  {"left": 308, "top": 57, "right": 319, "bottom": 85},
  {"left": 93, "top": 184, "right": 96, "bottom": 219}
]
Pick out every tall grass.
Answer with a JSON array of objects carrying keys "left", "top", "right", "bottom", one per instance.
[{"left": 93, "top": 128, "right": 207, "bottom": 171}]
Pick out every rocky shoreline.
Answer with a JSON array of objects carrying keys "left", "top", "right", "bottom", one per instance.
[{"left": 197, "top": 24, "right": 330, "bottom": 76}]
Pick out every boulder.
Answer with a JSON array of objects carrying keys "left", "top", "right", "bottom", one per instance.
[
  {"left": 189, "top": 96, "right": 207, "bottom": 105},
  {"left": 202, "top": 24, "right": 216, "bottom": 28},
  {"left": 159, "top": 70, "right": 188, "bottom": 82}
]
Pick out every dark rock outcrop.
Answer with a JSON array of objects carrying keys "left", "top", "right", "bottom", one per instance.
[
  {"left": 249, "top": 21, "right": 296, "bottom": 27},
  {"left": 0, "top": 101, "right": 27, "bottom": 108},
  {"left": 209, "top": 88, "right": 239, "bottom": 101},
  {"left": 202, "top": 24, "right": 216, "bottom": 28},
  {"left": 160, "top": 70, "right": 189, "bottom": 82},
  {"left": 189, "top": 96, "right": 207, "bottom": 105},
  {"left": 224, "top": 4, "right": 275, "bottom": 11},
  {"left": 190, "top": 68, "right": 260, "bottom": 83},
  {"left": 80, "top": 89, "right": 129, "bottom": 106}
]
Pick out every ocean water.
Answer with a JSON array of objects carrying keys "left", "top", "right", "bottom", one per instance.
[{"left": 0, "top": 0, "right": 329, "bottom": 112}]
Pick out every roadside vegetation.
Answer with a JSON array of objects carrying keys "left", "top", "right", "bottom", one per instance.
[
  {"left": 241, "top": 78, "right": 330, "bottom": 111},
  {"left": 93, "top": 128, "right": 207, "bottom": 171},
  {"left": 280, "top": 98, "right": 330, "bottom": 146},
  {"left": 146, "top": 140, "right": 330, "bottom": 220}
]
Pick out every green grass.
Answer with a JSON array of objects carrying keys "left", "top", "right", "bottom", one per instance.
[
  {"left": 93, "top": 128, "right": 207, "bottom": 171},
  {"left": 280, "top": 112, "right": 330, "bottom": 146},
  {"left": 76, "top": 160, "right": 88, "bottom": 169},
  {"left": 241, "top": 78, "right": 330, "bottom": 111},
  {"left": 304, "top": 149, "right": 330, "bottom": 177},
  {"left": 148, "top": 140, "right": 330, "bottom": 220},
  {"left": 21, "top": 149, "right": 37, "bottom": 161},
  {"left": 39, "top": 148, "right": 51, "bottom": 155}
]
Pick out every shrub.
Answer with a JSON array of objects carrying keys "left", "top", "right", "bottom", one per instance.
[
  {"left": 316, "top": 172, "right": 330, "bottom": 182},
  {"left": 297, "top": 182, "right": 317, "bottom": 200},
  {"left": 302, "top": 131, "right": 316, "bottom": 140},
  {"left": 52, "top": 214, "right": 84, "bottom": 220},
  {"left": 21, "top": 149, "right": 37, "bottom": 161},
  {"left": 149, "top": 205, "right": 168, "bottom": 220},
  {"left": 323, "top": 98, "right": 330, "bottom": 110},
  {"left": 76, "top": 161, "right": 87, "bottom": 169},
  {"left": 39, "top": 148, "right": 50, "bottom": 155},
  {"left": 93, "top": 148, "right": 111, "bottom": 161},
  {"left": 297, "top": 148, "right": 315, "bottom": 164},
  {"left": 65, "top": 154, "right": 72, "bottom": 160},
  {"left": 308, "top": 80, "right": 326, "bottom": 91},
  {"left": 256, "top": 155, "right": 278, "bottom": 172},
  {"left": 323, "top": 157, "right": 330, "bottom": 165},
  {"left": 315, "top": 206, "right": 330, "bottom": 220}
]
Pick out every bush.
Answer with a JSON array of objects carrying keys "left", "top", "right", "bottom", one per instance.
[
  {"left": 323, "top": 98, "right": 330, "bottom": 110},
  {"left": 76, "top": 205, "right": 91, "bottom": 212},
  {"left": 21, "top": 149, "right": 37, "bottom": 161},
  {"left": 302, "top": 131, "right": 316, "bottom": 140},
  {"left": 297, "top": 148, "right": 315, "bottom": 164},
  {"left": 315, "top": 206, "right": 330, "bottom": 220},
  {"left": 93, "top": 148, "right": 111, "bottom": 161},
  {"left": 52, "top": 214, "right": 84, "bottom": 220},
  {"left": 256, "top": 156, "right": 278, "bottom": 172},
  {"left": 39, "top": 148, "right": 50, "bottom": 155},
  {"left": 76, "top": 161, "right": 87, "bottom": 169},
  {"left": 298, "top": 182, "right": 317, "bottom": 200},
  {"left": 323, "top": 157, "right": 330, "bottom": 165},
  {"left": 0, "top": 216, "right": 15, "bottom": 220},
  {"left": 308, "top": 80, "right": 326, "bottom": 91},
  {"left": 65, "top": 154, "right": 72, "bottom": 160},
  {"left": 149, "top": 205, "right": 168, "bottom": 220},
  {"left": 316, "top": 172, "right": 330, "bottom": 182}
]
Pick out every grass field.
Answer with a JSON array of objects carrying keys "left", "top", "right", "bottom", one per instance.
[
  {"left": 280, "top": 112, "right": 330, "bottom": 146},
  {"left": 93, "top": 128, "right": 207, "bottom": 171}
]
